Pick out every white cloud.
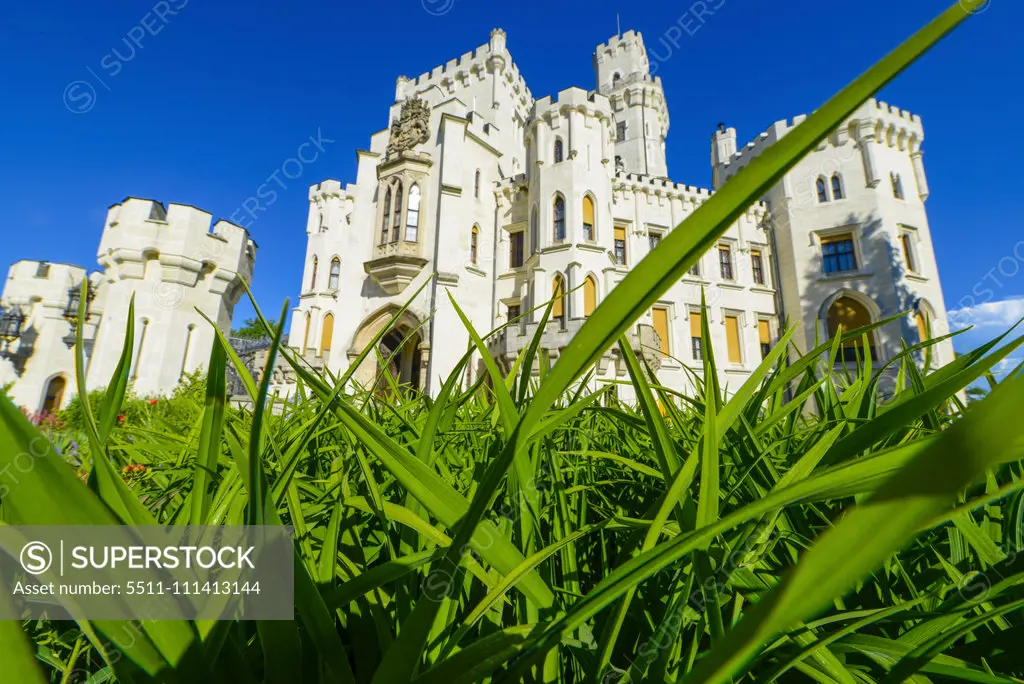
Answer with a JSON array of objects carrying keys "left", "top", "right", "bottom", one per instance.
[{"left": 947, "top": 296, "right": 1024, "bottom": 331}]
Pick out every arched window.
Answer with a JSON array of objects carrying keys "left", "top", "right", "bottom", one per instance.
[
  {"left": 816, "top": 178, "right": 829, "bottom": 203},
  {"left": 530, "top": 205, "right": 539, "bottom": 254},
  {"left": 553, "top": 195, "right": 566, "bottom": 241},
  {"left": 613, "top": 71, "right": 622, "bottom": 84},
  {"left": 891, "top": 172, "right": 905, "bottom": 199},
  {"left": 321, "top": 313, "right": 335, "bottom": 355},
  {"left": 380, "top": 187, "right": 392, "bottom": 245},
  {"left": 474, "top": 169, "right": 481, "bottom": 199},
  {"left": 329, "top": 258, "right": 340, "bottom": 290},
  {"left": 583, "top": 275, "right": 597, "bottom": 316},
  {"left": 391, "top": 181, "right": 403, "bottom": 242},
  {"left": 552, "top": 274, "right": 566, "bottom": 325},
  {"left": 827, "top": 296, "right": 876, "bottom": 363},
  {"left": 554, "top": 138, "right": 564, "bottom": 163},
  {"left": 471, "top": 224, "right": 479, "bottom": 265},
  {"left": 831, "top": 174, "right": 844, "bottom": 200},
  {"left": 302, "top": 312, "right": 312, "bottom": 353},
  {"left": 915, "top": 308, "right": 929, "bottom": 343},
  {"left": 405, "top": 184, "right": 420, "bottom": 242},
  {"left": 309, "top": 256, "right": 318, "bottom": 291},
  {"left": 582, "top": 195, "right": 595, "bottom": 241},
  {"left": 42, "top": 376, "right": 66, "bottom": 414}
]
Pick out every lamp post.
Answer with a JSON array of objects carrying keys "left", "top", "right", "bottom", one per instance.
[
  {"left": 0, "top": 304, "right": 26, "bottom": 359},
  {"left": 62, "top": 282, "right": 96, "bottom": 348}
]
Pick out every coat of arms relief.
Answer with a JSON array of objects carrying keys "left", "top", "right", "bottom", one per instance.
[{"left": 386, "top": 97, "right": 431, "bottom": 159}]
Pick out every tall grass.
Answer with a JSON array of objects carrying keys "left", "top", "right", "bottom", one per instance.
[{"left": 3, "top": 2, "right": 1023, "bottom": 682}]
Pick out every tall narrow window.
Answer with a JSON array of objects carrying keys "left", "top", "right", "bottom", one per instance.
[
  {"left": 302, "top": 313, "right": 311, "bottom": 353},
  {"left": 891, "top": 172, "right": 904, "bottom": 199},
  {"left": 614, "top": 225, "right": 627, "bottom": 265},
  {"left": 530, "top": 205, "right": 539, "bottom": 254},
  {"left": 916, "top": 307, "right": 930, "bottom": 343},
  {"left": 309, "top": 256, "right": 318, "bottom": 291},
  {"left": 583, "top": 275, "right": 597, "bottom": 316},
  {"left": 552, "top": 274, "right": 566, "bottom": 326},
  {"left": 750, "top": 249, "right": 764, "bottom": 285},
  {"left": 831, "top": 174, "right": 844, "bottom": 200},
  {"left": 901, "top": 233, "right": 917, "bottom": 273},
  {"left": 405, "top": 184, "right": 420, "bottom": 242},
  {"left": 321, "top": 313, "right": 335, "bottom": 356},
  {"left": 817, "top": 178, "right": 829, "bottom": 203},
  {"left": 758, "top": 319, "right": 772, "bottom": 360},
  {"left": 35, "top": 263, "right": 50, "bottom": 278},
  {"left": 510, "top": 230, "right": 524, "bottom": 268},
  {"left": 649, "top": 230, "right": 662, "bottom": 251},
  {"left": 471, "top": 225, "right": 479, "bottom": 265},
  {"left": 689, "top": 259, "right": 701, "bottom": 277},
  {"left": 690, "top": 311, "right": 703, "bottom": 361},
  {"left": 652, "top": 307, "right": 670, "bottom": 356},
  {"left": 821, "top": 234, "right": 857, "bottom": 274},
  {"left": 329, "top": 258, "right": 340, "bottom": 290},
  {"left": 553, "top": 195, "right": 566, "bottom": 241},
  {"left": 474, "top": 169, "right": 481, "bottom": 198},
  {"left": 507, "top": 303, "right": 521, "bottom": 321},
  {"left": 725, "top": 315, "right": 742, "bottom": 364},
  {"left": 719, "top": 244, "right": 733, "bottom": 280},
  {"left": 616, "top": 121, "right": 627, "bottom": 142},
  {"left": 554, "top": 138, "right": 564, "bottom": 163},
  {"left": 391, "top": 182, "right": 403, "bottom": 242},
  {"left": 582, "top": 195, "right": 595, "bottom": 241},
  {"left": 380, "top": 188, "right": 392, "bottom": 245}
]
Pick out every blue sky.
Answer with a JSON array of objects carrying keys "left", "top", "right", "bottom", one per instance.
[{"left": 1, "top": 0, "right": 1021, "bottom": 365}]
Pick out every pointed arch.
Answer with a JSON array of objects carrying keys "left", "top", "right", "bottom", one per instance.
[
  {"left": 380, "top": 187, "right": 392, "bottom": 245},
  {"left": 405, "top": 184, "right": 421, "bottom": 242},
  {"left": 915, "top": 298, "right": 936, "bottom": 343},
  {"left": 551, "top": 273, "right": 566, "bottom": 323},
  {"left": 552, "top": 194, "right": 566, "bottom": 241},
  {"left": 391, "top": 181, "right": 403, "bottom": 242},
  {"left": 321, "top": 313, "right": 335, "bottom": 355},
  {"left": 329, "top": 257, "right": 341, "bottom": 290},
  {"left": 302, "top": 312, "right": 312, "bottom": 353},
  {"left": 816, "top": 177, "right": 829, "bottom": 203},
  {"left": 471, "top": 224, "right": 480, "bottom": 265},
  {"left": 554, "top": 138, "right": 564, "bottom": 163},
  {"left": 582, "top": 194, "right": 595, "bottom": 241},
  {"left": 309, "top": 256, "right": 319, "bottom": 291},
  {"left": 831, "top": 173, "right": 844, "bottom": 200},
  {"left": 41, "top": 375, "right": 67, "bottom": 414},
  {"left": 823, "top": 291, "right": 879, "bottom": 362},
  {"left": 583, "top": 274, "right": 598, "bottom": 316},
  {"left": 891, "top": 172, "right": 904, "bottom": 199},
  {"left": 474, "top": 169, "right": 481, "bottom": 198}
]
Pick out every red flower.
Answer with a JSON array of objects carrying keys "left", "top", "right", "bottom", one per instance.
[
  {"left": 148, "top": 399, "right": 158, "bottom": 405},
  {"left": 117, "top": 413, "right": 125, "bottom": 423}
]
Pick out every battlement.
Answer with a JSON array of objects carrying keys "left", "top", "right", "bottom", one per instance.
[
  {"left": 716, "top": 99, "right": 926, "bottom": 176},
  {"left": 395, "top": 28, "right": 533, "bottom": 114},
  {"left": 99, "top": 198, "right": 256, "bottom": 282},
  {"left": 594, "top": 30, "right": 646, "bottom": 60},
  {"left": 532, "top": 87, "right": 613, "bottom": 121},
  {"left": 309, "top": 179, "right": 348, "bottom": 202},
  {"left": 614, "top": 171, "right": 714, "bottom": 200}
]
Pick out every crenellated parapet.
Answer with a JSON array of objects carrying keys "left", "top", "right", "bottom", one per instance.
[
  {"left": 531, "top": 87, "right": 614, "bottom": 127},
  {"left": 97, "top": 198, "right": 256, "bottom": 297},
  {"left": 394, "top": 27, "right": 534, "bottom": 122},
  {"left": 715, "top": 99, "right": 926, "bottom": 182},
  {"left": 308, "top": 180, "right": 354, "bottom": 233}
]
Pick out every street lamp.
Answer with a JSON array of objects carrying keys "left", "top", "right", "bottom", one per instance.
[
  {"left": 62, "top": 282, "right": 96, "bottom": 348},
  {"left": 0, "top": 304, "right": 26, "bottom": 359}
]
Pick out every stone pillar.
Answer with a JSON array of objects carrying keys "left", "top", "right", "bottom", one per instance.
[
  {"left": 857, "top": 121, "right": 881, "bottom": 188},
  {"left": 911, "top": 150, "right": 929, "bottom": 201}
]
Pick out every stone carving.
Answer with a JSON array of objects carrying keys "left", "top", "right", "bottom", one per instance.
[{"left": 386, "top": 97, "right": 431, "bottom": 159}]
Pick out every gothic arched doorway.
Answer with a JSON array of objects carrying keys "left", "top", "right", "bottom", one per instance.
[
  {"left": 350, "top": 306, "right": 428, "bottom": 393},
  {"left": 42, "top": 375, "right": 66, "bottom": 414}
]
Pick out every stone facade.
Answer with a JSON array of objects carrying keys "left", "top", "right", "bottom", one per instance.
[{"left": 288, "top": 28, "right": 954, "bottom": 401}]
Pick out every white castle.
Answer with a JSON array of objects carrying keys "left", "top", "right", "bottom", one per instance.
[
  {"left": 0, "top": 28, "right": 952, "bottom": 411},
  {"left": 285, "top": 28, "right": 953, "bottom": 400}
]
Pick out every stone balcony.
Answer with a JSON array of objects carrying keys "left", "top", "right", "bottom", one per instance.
[
  {"left": 487, "top": 317, "right": 662, "bottom": 376},
  {"left": 364, "top": 240, "right": 428, "bottom": 295}
]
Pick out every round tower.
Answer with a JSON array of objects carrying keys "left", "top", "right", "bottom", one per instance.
[
  {"left": 87, "top": 198, "right": 257, "bottom": 396},
  {"left": 594, "top": 31, "right": 670, "bottom": 178}
]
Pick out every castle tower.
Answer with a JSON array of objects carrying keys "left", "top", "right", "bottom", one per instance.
[
  {"left": 594, "top": 31, "right": 670, "bottom": 178},
  {"left": 87, "top": 198, "right": 257, "bottom": 396},
  {"left": 712, "top": 100, "right": 954, "bottom": 374}
]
